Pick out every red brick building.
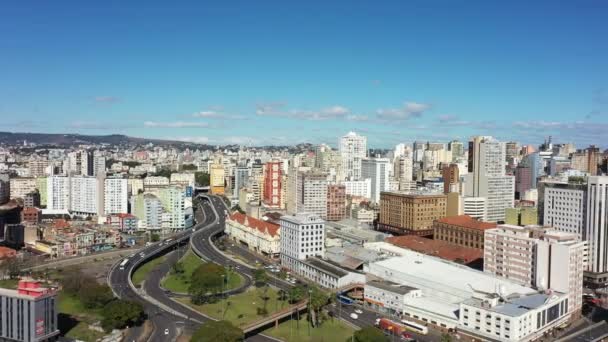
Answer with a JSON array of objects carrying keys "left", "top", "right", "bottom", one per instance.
[
  {"left": 386, "top": 235, "right": 483, "bottom": 268},
  {"left": 326, "top": 184, "right": 347, "bottom": 221},
  {"left": 432, "top": 215, "right": 496, "bottom": 250},
  {"left": 21, "top": 207, "right": 41, "bottom": 224},
  {"left": 262, "top": 161, "right": 282, "bottom": 209}
]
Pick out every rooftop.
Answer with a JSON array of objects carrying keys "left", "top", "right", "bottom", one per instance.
[
  {"left": 304, "top": 257, "right": 350, "bottom": 278},
  {"left": 229, "top": 212, "right": 280, "bottom": 237},
  {"left": 386, "top": 235, "right": 483, "bottom": 264},
  {"left": 366, "top": 279, "right": 418, "bottom": 295},
  {"left": 435, "top": 215, "right": 496, "bottom": 230}
]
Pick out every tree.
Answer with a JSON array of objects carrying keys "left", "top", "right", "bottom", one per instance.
[
  {"left": 441, "top": 333, "right": 453, "bottom": 342},
  {"left": 79, "top": 283, "right": 114, "bottom": 309},
  {"left": 191, "top": 320, "right": 244, "bottom": 342},
  {"left": 231, "top": 204, "right": 245, "bottom": 214},
  {"left": 189, "top": 263, "right": 226, "bottom": 301},
  {"left": 253, "top": 268, "right": 268, "bottom": 287},
  {"left": 288, "top": 285, "right": 305, "bottom": 304},
  {"left": 195, "top": 172, "right": 210, "bottom": 187},
  {"left": 101, "top": 300, "right": 144, "bottom": 332},
  {"left": 150, "top": 233, "right": 160, "bottom": 242},
  {"left": 307, "top": 286, "right": 331, "bottom": 327},
  {"left": 352, "top": 326, "right": 389, "bottom": 342},
  {"left": 181, "top": 163, "right": 197, "bottom": 171}
]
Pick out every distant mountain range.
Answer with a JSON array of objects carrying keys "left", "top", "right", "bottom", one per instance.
[{"left": 0, "top": 131, "right": 206, "bottom": 148}]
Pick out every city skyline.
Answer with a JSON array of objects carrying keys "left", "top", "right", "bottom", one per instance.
[{"left": 1, "top": 1, "right": 607, "bottom": 148}]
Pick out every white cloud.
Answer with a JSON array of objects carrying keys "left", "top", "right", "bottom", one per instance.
[
  {"left": 144, "top": 121, "right": 209, "bottom": 128},
  {"left": 346, "top": 115, "right": 369, "bottom": 122},
  {"left": 192, "top": 111, "right": 222, "bottom": 118},
  {"left": 376, "top": 101, "right": 430, "bottom": 121},
  {"left": 256, "top": 102, "right": 350, "bottom": 120},
  {"left": 167, "top": 136, "right": 210, "bottom": 144}
]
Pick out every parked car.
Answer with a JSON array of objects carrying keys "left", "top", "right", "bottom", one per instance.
[
  {"left": 350, "top": 313, "right": 359, "bottom": 319},
  {"left": 354, "top": 309, "right": 363, "bottom": 314}
]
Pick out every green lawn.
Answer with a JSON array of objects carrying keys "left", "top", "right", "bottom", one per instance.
[
  {"left": 161, "top": 249, "right": 204, "bottom": 293},
  {"left": 265, "top": 313, "right": 356, "bottom": 342},
  {"left": 131, "top": 255, "right": 166, "bottom": 286},
  {"left": 178, "top": 287, "right": 289, "bottom": 328},
  {"left": 0, "top": 278, "right": 19, "bottom": 289},
  {"left": 57, "top": 292, "right": 105, "bottom": 342},
  {"left": 162, "top": 249, "right": 244, "bottom": 293}
]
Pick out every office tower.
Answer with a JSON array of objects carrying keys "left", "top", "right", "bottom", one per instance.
[
  {"left": 515, "top": 165, "right": 532, "bottom": 199},
  {"left": 68, "top": 150, "right": 93, "bottom": 176},
  {"left": 361, "top": 158, "right": 389, "bottom": 203},
  {"left": 465, "top": 136, "right": 515, "bottom": 222},
  {"left": 296, "top": 172, "right": 328, "bottom": 219},
  {"left": 586, "top": 176, "right": 608, "bottom": 273},
  {"left": 234, "top": 165, "right": 250, "bottom": 198},
  {"left": 0, "top": 174, "right": 9, "bottom": 204},
  {"left": 0, "top": 280, "right": 60, "bottom": 341},
  {"left": 542, "top": 181, "right": 587, "bottom": 239},
  {"left": 104, "top": 177, "right": 128, "bottom": 215},
  {"left": 378, "top": 192, "right": 447, "bottom": 235},
  {"left": 326, "top": 184, "right": 346, "bottom": 221},
  {"left": 46, "top": 176, "right": 70, "bottom": 211},
  {"left": 448, "top": 140, "right": 465, "bottom": 161},
  {"left": 587, "top": 146, "right": 601, "bottom": 176},
  {"left": 505, "top": 141, "right": 519, "bottom": 163},
  {"left": 484, "top": 225, "right": 587, "bottom": 313},
  {"left": 93, "top": 154, "right": 106, "bottom": 176},
  {"left": 9, "top": 177, "right": 37, "bottom": 200},
  {"left": 280, "top": 213, "right": 325, "bottom": 270},
  {"left": 412, "top": 141, "right": 425, "bottom": 163},
  {"left": 340, "top": 132, "right": 367, "bottom": 180},
  {"left": 442, "top": 164, "right": 460, "bottom": 194},
  {"left": 463, "top": 197, "right": 487, "bottom": 221},
  {"left": 262, "top": 161, "right": 282, "bottom": 209}
]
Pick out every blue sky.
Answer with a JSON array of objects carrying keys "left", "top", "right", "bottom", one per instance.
[{"left": 1, "top": 1, "right": 607, "bottom": 148}]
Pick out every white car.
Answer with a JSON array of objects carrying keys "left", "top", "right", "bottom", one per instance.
[
  {"left": 354, "top": 309, "right": 363, "bottom": 314},
  {"left": 350, "top": 313, "right": 359, "bottom": 319},
  {"left": 164, "top": 328, "right": 169, "bottom": 335}
]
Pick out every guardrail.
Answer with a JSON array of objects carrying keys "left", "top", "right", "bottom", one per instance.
[{"left": 242, "top": 300, "right": 308, "bottom": 333}]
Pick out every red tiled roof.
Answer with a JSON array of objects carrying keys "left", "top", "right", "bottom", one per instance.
[
  {"left": 53, "top": 219, "right": 70, "bottom": 229},
  {"left": 22, "top": 207, "right": 40, "bottom": 214},
  {"left": 0, "top": 246, "right": 17, "bottom": 259},
  {"left": 386, "top": 235, "right": 483, "bottom": 263},
  {"left": 229, "top": 212, "right": 280, "bottom": 237},
  {"left": 435, "top": 215, "right": 496, "bottom": 231}
]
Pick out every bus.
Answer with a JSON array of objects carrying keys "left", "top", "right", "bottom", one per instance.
[
  {"left": 119, "top": 258, "right": 129, "bottom": 270},
  {"left": 401, "top": 319, "right": 428, "bottom": 335},
  {"left": 337, "top": 294, "right": 354, "bottom": 305}
]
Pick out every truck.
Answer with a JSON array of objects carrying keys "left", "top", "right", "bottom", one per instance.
[{"left": 377, "top": 318, "right": 409, "bottom": 338}]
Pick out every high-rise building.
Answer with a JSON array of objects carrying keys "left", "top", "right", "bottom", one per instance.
[
  {"left": 462, "top": 197, "right": 487, "bottom": 221},
  {"left": 68, "top": 150, "right": 93, "bottom": 176},
  {"left": 340, "top": 132, "right": 367, "bottom": 181},
  {"left": 28, "top": 159, "right": 49, "bottom": 177},
  {"left": 0, "top": 279, "right": 60, "bottom": 341},
  {"left": 342, "top": 179, "right": 371, "bottom": 199},
  {"left": 541, "top": 181, "right": 587, "bottom": 240},
  {"left": 465, "top": 136, "right": 515, "bottom": 222},
  {"left": 586, "top": 176, "right": 608, "bottom": 274},
  {"left": 361, "top": 158, "right": 389, "bottom": 203},
  {"left": 9, "top": 177, "right": 37, "bottom": 200},
  {"left": 70, "top": 176, "right": 104, "bottom": 217},
  {"left": 262, "top": 161, "right": 282, "bottom": 209},
  {"left": 131, "top": 193, "right": 163, "bottom": 230},
  {"left": 104, "top": 177, "right": 128, "bottom": 215},
  {"left": 159, "top": 186, "right": 186, "bottom": 229},
  {"left": 326, "top": 184, "right": 346, "bottom": 221},
  {"left": 46, "top": 176, "right": 70, "bottom": 211},
  {"left": 393, "top": 154, "right": 413, "bottom": 182},
  {"left": 484, "top": 225, "right": 587, "bottom": 314},
  {"left": 0, "top": 174, "right": 9, "bottom": 205},
  {"left": 378, "top": 192, "right": 447, "bottom": 235},
  {"left": 210, "top": 163, "right": 225, "bottom": 195},
  {"left": 280, "top": 213, "right": 325, "bottom": 269},
  {"left": 296, "top": 172, "right": 328, "bottom": 219},
  {"left": 93, "top": 154, "right": 106, "bottom": 176},
  {"left": 505, "top": 207, "right": 538, "bottom": 226},
  {"left": 448, "top": 140, "right": 464, "bottom": 161},
  {"left": 234, "top": 166, "right": 250, "bottom": 198},
  {"left": 442, "top": 163, "right": 460, "bottom": 194}
]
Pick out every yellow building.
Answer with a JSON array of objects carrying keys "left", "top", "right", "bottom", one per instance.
[
  {"left": 378, "top": 192, "right": 447, "bottom": 236},
  {"left": 210, "top": 163, "right": 225, "bottom": 195},
  {"left": 505, "top": 207, "right": 538, "bottom": 226}
]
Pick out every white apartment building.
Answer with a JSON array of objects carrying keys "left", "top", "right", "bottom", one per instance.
[
  {"left": 394, "top": 154, "right": 413, "bottom": 182},
  {"left": 28, "top": 158, "right": 49, "bottom": 177},
  {"left": 9, "top": 177, "right": 37, "bottom": 200},
  {"left": 93, "top": 154, "right": 106, "bottom": 176},
  {"left": 542, "top": 181, "right": 586, "bottom": 239},
  {"left": 225, "top": 212, "right": 280, "bottom": 257},
  {"left": 464, "top": 136, "right": 515, "bottom": 222},
  {"left": 463, "top": 197, "right": 487, "bottom": 221},
  {"left": 484, "top": 225, "right": 587, "bottom": 313},
  {"left": 586, "top": 176, "right": 608, "bottom": 273},
  {"left": 70, "top": 176, "right": 104, "bottom": 216},
  {"left": 159, "top": 186, "right": 187, "bottom": 229},
  {"left": 143, "top": 176, "right": 170, "bottom": 189},
  {"left": 280, "top": 213, "right": 325, "bottom": 271},
  {"left": 340, "top": 132, "right": 367, "bottom": 181},
  {"left": 104, "top": 177, "right": 128, "bottom": 215},
  {"left": 361, "top": 158, "right": 389, "bottom": 203},
  {"left": 170, "top": 172, "right": 196, "bottom": 188},
  {"left": 342, "top": 179, "right": 371, "bottom": 199},
  {"left": 47, "top": 176, "right": 70, "bottom": 211}
]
